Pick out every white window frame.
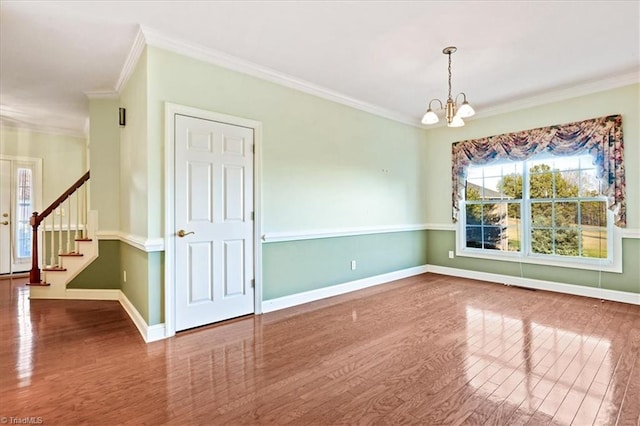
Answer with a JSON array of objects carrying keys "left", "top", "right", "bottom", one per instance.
[{"left": 456, "top": 155, "right": 623, "bottom": 273}]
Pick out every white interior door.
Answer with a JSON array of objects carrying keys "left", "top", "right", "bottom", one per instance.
[
  {"left": 174, "top": 114, "right": 255, "bottom": 331},
  {"left": 0, "top": 159, "right": 11, "bottom": 274}
]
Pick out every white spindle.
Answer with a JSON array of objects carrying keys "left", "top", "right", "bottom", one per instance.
[
  {"left": 66, "top": 196, "right": 72, "bottom": 253},
  {"left": 58, "top": 206, "right": 63, "bottom": 256},
  {"left": 75, "top": 190, "right": 80, "bottom": 251},
  {"left": 50, "top": 215, "right": 55, "bottom": 267},
  {"left": 41, "top": 224, "right": 47, "bottom": 269},
  {"left": 83, "top": 184, "right": 87, "bottom": 239}
]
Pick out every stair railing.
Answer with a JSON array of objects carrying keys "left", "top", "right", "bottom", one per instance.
[{"left": 28, "top": 171, "right": 90, "bottom": 285}]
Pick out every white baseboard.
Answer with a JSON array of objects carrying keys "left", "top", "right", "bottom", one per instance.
[
  {"left": 61, "top": 288, "right": 167, "bottom": 342},
  {"left": 118, "top": 291, "right": 167, "bottom": 342},
  {"left": 261, "top": 265, "right": 429, "bottom": 313},
  {"left": 65, "top": 288, "right": 120, "bottom": 300},
  {"left": 146, "top": 324, "right": 167, "bottom": 342},
  {"left": 426, "top": 264, "right": 640, "bottom": 305}
]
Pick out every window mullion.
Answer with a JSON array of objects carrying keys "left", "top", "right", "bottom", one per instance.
[{"left": 521, "top": 161, "right": 531, "bottom": 257}]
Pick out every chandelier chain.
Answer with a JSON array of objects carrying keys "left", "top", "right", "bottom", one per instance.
[{"left": 447, "top": 51, "right": 453, "bottom": 101}]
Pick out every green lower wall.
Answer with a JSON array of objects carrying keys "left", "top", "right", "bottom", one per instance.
[
  {"left": 262, "top": 230, "right": 428, "bottom": 300},
  {"left": 65, "top": 229, "right": 638, "bottom": 329},
  {"left": 148, "top": 251, "right": 164, "bottom": 326},
  {"left": 426, "top": 230, "right": 640, "bottom": 294},
  {"left": 67, "top": 240, "right": 120, "bottom": 289},
  {"left": 68, "top": 240, "right": 163, "bottom": 326},
  {"left": 120, "top": 242, "right": 148, "bottom": 322}
]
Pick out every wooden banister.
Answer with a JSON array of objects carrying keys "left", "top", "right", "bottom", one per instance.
[
  {"left": 33, "top": 171, "right": 90, "bottom": 227},
  {"left": 29, "top": 171, "right": 90, "bottom": 285}
]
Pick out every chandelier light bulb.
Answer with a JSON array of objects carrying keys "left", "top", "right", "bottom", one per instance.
[
  {"left": 457, "top": 101, "right": 475, "bottom": 118},
  {"left": 448, "top": 115, "right": 465, "bottom": 128},
  {"left": 421, "top": 109, "right": 439, "bottom": 125}
]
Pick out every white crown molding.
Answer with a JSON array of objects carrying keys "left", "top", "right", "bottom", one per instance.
[
  {"left": 83, "top": 117, "right": 90, "bottom": 137},
  {"left": 84, "top": 90, "right": 120, "bottom": 99},
  {"left": 100, "top": 27, "right": 639, "bottom": 132},
  {"left": 140, "top": 26, "right": 418, "bottom": 127},
  {"left": 96, "top": 230, "right": 165, "bottom": 252},
  {"left": 262, "top": 223, "right": 430, "bottom": 243},
  {"left": 0, "top": 121, "right": 86, "bottom": 139},
  {"left": 114, "top": 27, "right": 147, "bottom": 93},
  {"left": 426, "top": 265, "right": 640, "bottom": 305},
  {"left": 472, "top": 70, "right": 640, "bottom": 122}
]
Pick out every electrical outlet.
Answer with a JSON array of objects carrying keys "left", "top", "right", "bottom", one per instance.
[
  {"left": 123, "top": 270, "right": 127, "bottom": 282},
  {"left": 448, "top": 251, "right": 454, "bottom": 259},
  {"left": 351, "top": 260, "right": 357, "bottom": 270}
]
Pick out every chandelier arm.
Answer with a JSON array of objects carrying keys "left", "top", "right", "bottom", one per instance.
[
  {"left": 428, "top": 98, "right": 444, "bottom": 111},
  {"left": 455, "top": 92, "right": 468, "bottom": 104}
]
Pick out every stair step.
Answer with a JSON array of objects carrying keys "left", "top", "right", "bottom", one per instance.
[
  {"left": 59, "top": 253, "right": 83, "bottom": 257},
  {"left": 43, "top": 266, "right": 67, "bottom": 272},
  {"left": 27, "top": 282, "right": 51, "bottom": 287},
  {"left": 75, "top": 238, "right": 93, "bottom": 242}
]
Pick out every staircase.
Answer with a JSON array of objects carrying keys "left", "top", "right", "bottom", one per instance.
[{"left": 28, "top": 171, "right": 100, "bottom": 299}]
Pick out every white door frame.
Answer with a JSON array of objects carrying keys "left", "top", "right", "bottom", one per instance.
[{"left": 164, "top": 103, "right": 263, "bottom": 338}]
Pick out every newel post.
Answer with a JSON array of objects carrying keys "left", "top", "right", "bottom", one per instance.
[{"left": 29, "top": 212, "right": 41, "bottom": 285}]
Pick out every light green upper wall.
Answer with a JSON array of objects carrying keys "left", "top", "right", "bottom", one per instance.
[
  {"left": 88, "top": 99, "right": 120, "bottom": 231},
  {"left": 146, "top": 46, "right": 428, "bottom": 238},
  {"left": 0, "top": 127, "right": 86, "bottom": 207},
  {"left": 423, "top": 84, "right": 640, "bottom": 228},
  {"left": 119, "top": 49, "right": 149, "bottom": 238}
]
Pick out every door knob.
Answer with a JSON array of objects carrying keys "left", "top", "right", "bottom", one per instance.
[
  {"left": 1, "top": 221, "right": 8, "bottom": 225},
  {"left": 177, "top": 229, "right": 195, "bottom": 238}
]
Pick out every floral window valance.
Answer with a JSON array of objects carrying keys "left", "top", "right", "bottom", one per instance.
[{"left": 451, "top": 114, "right": 626, "bottom": 227}]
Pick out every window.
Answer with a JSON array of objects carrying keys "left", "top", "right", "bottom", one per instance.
[
  {"left": 16, "top": 167, "right": 33, "bottom": 260},
  {"left": 461, "top": 154, "right": 612, "bottom": 267},
  {"left": 451, "top": 115, "right": 625, "bottom": 273}
]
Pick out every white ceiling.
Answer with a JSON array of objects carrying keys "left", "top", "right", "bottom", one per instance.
[{"left": 1, "top": 1, "right": 639, "bottom": 137}]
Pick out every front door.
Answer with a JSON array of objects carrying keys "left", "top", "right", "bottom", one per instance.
[
  {"left": 0, "top": 158, "right": 38, "bottom": 274},
  {"left": 174, "top": 114, "right": 255, "bottom": 331},
  {"left": 0, "top": 159, "right": 11, "bottom": 274}
]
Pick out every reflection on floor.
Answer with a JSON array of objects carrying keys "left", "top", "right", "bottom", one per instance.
[{"left": 1, "top": 273, "right": 639, "bottom": 424}]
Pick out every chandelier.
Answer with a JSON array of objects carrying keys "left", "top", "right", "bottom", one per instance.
[{"left": 421, "top": 46, "right": 475, "bottom": 127}]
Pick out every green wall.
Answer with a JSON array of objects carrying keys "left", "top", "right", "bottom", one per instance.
[
  {"left": 88, "top": 99, "right": 120, "bottom": 232},
  {"left": 120, "top": 242, "right": 150, "bottom": 324},
  {"left": 263, "top": 231, "right": 428, "bottom": 300},
  {"left": 119, "top": 49, "right": 149, "bottom": 239},
  {"left": 68, "top": 240, "right": 120, "bottom": 289},
  {"left": 147, "top": 46, "right": 428, "bottom": 237},
  {"left": 423, "top": 84, "right": 640, "bottom": 295},
  {"left": 0, "top": 126, "right": 86, "bottom": 207},
  {"left": 426, "top": 230, "right": 640, "bottom": 294}
]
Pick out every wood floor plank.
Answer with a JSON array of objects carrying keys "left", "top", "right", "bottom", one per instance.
[{"left": 1, "top": 274, "right": 638, "bottom": 425}]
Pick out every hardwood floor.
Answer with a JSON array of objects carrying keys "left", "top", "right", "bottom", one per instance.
[{"left": 1, "top": 273, "right": 638, "bottom": 425}]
